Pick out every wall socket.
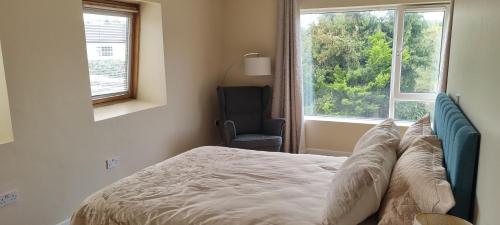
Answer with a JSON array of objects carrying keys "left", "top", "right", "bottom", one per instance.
[
  {"left": 0, "top": 190, "right": 19, "bottom": 208},
  {"left": 106, "top": 158, "right": 119, "bottom": 170}
]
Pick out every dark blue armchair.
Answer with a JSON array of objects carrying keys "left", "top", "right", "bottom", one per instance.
[{"left": 216, "top": 86, "right": 285, "bottom": 152}]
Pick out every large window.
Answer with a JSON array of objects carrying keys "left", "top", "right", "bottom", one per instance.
[
  {"left": 83, "top": 0, "right": 140, "bottom": 105},
  {"left": 301, "top": 5, "right": 449, "bottom": 122}
]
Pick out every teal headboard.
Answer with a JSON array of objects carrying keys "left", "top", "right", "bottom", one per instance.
[{"left": 434, "top": 93, "right": 481, "bottom": 222}]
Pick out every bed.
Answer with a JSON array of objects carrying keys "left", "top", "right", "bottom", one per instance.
[
  {"left": 72, "top": 147, "right": 348, "bottom": 225},
  {"left": 71, "top": 93, "right": 480, "bottom": 225},
  {"left": 434, "top": 93, "right": 480, "bottom": 221}
]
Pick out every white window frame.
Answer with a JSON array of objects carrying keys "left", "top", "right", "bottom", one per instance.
[
  {"left": 301, "top": 3, "right": 451, "bottom": 121},
  {"left": 389, "top": 4, "right": 451, "bottom": 118}
]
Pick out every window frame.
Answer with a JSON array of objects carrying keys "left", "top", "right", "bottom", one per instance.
[
  {"left": 83, "top": 0, "right": 140, "bottom": 106},
  {"left": 301, "top": 3, "right": 451, "bottom": 121},
  {"left": 389, "top": 4, "right": 451, "bottom": 118}
]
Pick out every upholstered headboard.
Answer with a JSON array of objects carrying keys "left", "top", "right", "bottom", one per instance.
[{"left": 434, "top": 93, "right": 481, "bottom": 222}]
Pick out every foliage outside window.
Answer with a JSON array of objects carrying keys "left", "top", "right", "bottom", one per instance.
[{"left": 301, "top": 5, "right": 449, "bottom": 122}]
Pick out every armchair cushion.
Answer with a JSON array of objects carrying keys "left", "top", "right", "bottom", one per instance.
[
  {"left": 230, "top": 134, "right": 282, "bottom": 151},
  {"left": 223, "top": 87, "right": 265, "bottom": 134}
]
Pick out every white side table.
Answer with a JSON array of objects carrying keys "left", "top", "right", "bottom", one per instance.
[{"left": 414, "top": 213, "right": 472, "bottom": 225}]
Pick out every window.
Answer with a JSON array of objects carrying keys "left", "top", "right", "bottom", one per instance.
[
  {"left": 301, "top": 5, "right": 449, "bottom": 122},
  {"left": 98, "top": 46, "right": 114, "bottom": 57},
  {"left": 83, "top": 0, "right": 140, "bottom": 105}
]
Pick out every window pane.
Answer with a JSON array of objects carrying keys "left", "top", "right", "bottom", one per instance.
[
  {"left": 84, "top": 11, "right": 131, "bottom": 98},
  {"left": 400, "top": 10, "right": 445, "bottom": 94},
  {"left": 394, "top": 101, "right": 435, "bottom": 122},
  {"left": 301, "top": 10, "right": 395, "bottom": 119}
]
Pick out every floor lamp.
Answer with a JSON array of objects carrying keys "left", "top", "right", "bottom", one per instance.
[{"left": 220, "top": 52, "right": 272, "bottom": 86}]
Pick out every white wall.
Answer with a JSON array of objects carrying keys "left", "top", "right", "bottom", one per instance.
[
  {"left": 221, "top": 0, "right": 277, "bottom": 87},
  {"left": 306, "top": 118, "right": 408, "bottom": 153},
  {"left": 0, "top": 0, "right": 223, "bottom": 224},
  {"left": 446, "top": 0, "right": 500, "bottom": 224},
  {"left": 136, "top": 1, "right": 168, "bottom": 105}
]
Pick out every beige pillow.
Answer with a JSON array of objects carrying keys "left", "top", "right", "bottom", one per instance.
[
  {"left": 323, "top": 120, "right": 399, "bottom": 225},
  {"left": 378, "top": 136, "right": 455, "bottom": 225},
  {"left": 398, "top": 115, "right": 433, "bottom": 157},
  {"left": 353, "top": 119, "right": 401, "bottom": 154}
]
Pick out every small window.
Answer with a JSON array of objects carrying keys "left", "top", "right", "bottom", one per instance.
[
  {"left": 301, "top": 4, "right": 450, "bottom": 122},
  {"left": 97, "top": 46, "right": 114, "bottom": 57},
  {"left": 83, "top": 0, "right": 140, "bottom": 105}
]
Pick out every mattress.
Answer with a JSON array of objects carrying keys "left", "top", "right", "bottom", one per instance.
[{"left": 71, "top": 146, "right": 349, "bottom": 225}]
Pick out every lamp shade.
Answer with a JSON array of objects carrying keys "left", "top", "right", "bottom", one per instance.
[{"left": 244, "top": 57, "right": 272, "bottom": 76}]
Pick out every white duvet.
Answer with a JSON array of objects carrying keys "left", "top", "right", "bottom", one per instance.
[{"left": 71, "top": 146, "right": 348, "bottom": 225}]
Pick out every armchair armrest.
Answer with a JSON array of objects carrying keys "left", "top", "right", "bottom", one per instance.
[
  {"left": 263, "top": 118, "right": 286, "bottom": 136},
  {"left": 223, "top": 120, "right": 237, "bottom": 145}
]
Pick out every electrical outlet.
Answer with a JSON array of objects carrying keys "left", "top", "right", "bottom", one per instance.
[
  {"left": 106, "top": 158, "right": 119, "bottom": 170},
  {"left": 0, "top": 190, "right": 19, "bottom": 208}
]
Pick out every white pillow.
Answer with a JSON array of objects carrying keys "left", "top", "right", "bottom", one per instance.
[
  {"left": 323, "top": 120, "right": 400, "bottom": 225},
  {"left": 378, "top": 136, "right": 455, "bottom": 225},
  {"left": 353, "top": 119, "right": 401, "bottom": 154},
  {"left": 398, "top": 114, "right": 433, "bottom": 157}
]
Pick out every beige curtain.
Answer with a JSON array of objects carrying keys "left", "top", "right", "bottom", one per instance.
[
  {"left": 272, "top": 0, "right": 303, "bottom": 154},
  {"left": 440, "top": 0, "right": 455, "bottom": 92}
]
